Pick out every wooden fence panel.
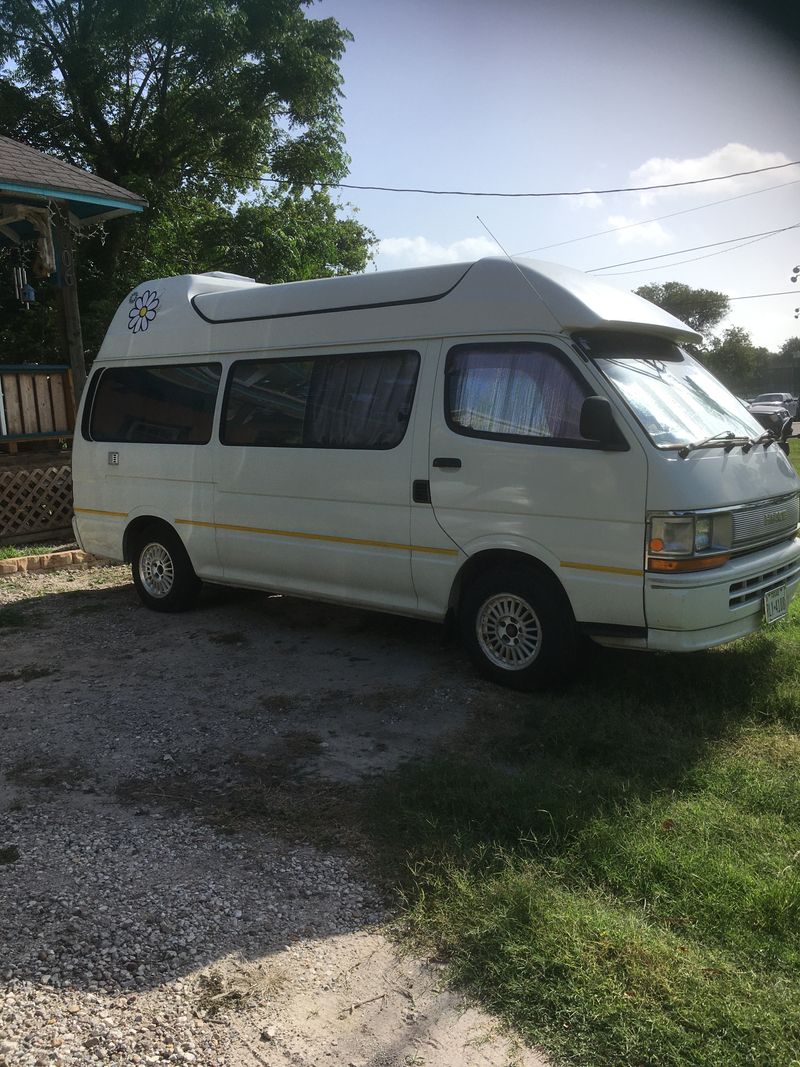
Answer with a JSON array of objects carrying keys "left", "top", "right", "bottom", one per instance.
[
  {"left": 18, "top": 376, "right": 37, "bottom": 434},
  {"left": 1, "top": 375, "right": 22, "bottom": 436},
  {"left": 1, "top": 368, "right": 74, "bottom": 450},
  {"left": 34, "top": 375, "right": 54, "bottom": 432},
  {"left": 50, "top": 376, "right": 68, "bottom": 430}
]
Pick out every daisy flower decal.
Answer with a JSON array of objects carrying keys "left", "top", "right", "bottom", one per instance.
[{"left": 128, "top": 290, "right": 160, "bottom": 334}]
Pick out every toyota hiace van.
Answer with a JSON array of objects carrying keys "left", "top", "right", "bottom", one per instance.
[{"left": 72, "top": 258, "right": 800, "bottom": 688}]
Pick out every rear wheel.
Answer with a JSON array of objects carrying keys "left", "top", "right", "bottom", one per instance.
[
  {"left": 131, "top": 524, "right": 201, "bottom": 613},
  {"left": 460, "top": 565, "right": 576, "bottom": 690}
]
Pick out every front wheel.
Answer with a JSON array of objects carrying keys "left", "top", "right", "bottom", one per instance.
[
  {"left": 460, "top": 566, "right": 577, "bottom": 690},
  {"left": 131, "top": 524, "right": 201, "bottom": 613}
]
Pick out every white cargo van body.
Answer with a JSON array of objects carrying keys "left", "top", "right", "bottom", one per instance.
[{"left": 72, "top": 258, "right": 800, "bottom": 688}]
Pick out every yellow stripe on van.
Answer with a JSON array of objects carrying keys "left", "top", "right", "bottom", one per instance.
[
  {"left": 74, "top": 507, "right": 129, "bottom": 518},
  {"left": 560, "top": 560, "right": 643, "bottom": 577},
  {"left": 175, "top": 518, "right": 459, "bottom": 557}
]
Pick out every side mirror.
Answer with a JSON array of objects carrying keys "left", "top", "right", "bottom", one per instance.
[{"left": 580, "top": 395, "right": 629, "bottom": 451}]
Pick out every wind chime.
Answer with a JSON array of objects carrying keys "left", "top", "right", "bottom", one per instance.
[
  {"left": 10, "top": 248, "right": 36, "bottom": 309},
  {"left": 4, "top": 203, "right": 56, "bottom": 309}
]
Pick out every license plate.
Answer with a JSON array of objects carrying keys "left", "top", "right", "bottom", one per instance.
[{"left": 764, "top": 584, "right": 788, "bottom": 624}]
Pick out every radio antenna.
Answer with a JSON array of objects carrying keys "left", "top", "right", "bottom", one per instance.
[
  {"left": 476, "top": 215, "right": 514, "bottom": 260},
  {"left": 476, "top": 215, "right": 564, "bottom": 328}
]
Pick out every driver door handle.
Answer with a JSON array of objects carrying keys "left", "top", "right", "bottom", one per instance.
[{"left": 432, "top": 457, "right": 462, "bottom": 469}]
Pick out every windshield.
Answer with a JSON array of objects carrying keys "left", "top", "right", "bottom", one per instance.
[{"left": 575, "top": 331, "right": 763, "bottom": 448}]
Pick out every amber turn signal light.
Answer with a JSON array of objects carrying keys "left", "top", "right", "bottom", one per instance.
[{"left": 648, "top": 554, "right": 730, "bottom": 573}]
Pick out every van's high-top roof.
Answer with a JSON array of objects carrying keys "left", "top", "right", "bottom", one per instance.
[{"left": 99, "top": 257, "right": 701, "bottom": 361}]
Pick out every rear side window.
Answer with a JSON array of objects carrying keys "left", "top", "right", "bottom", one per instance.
[
  {"left": 222, "top": 351, "right": 420, "bottom": 449},
  {"left": 88, "top": 364, "right": 221, "bottom": 444},
  {"left": 445, "top": 342, "right": 590, "bottom": 444}
]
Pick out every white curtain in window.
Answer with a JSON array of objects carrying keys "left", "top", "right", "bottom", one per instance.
[
  {"left": 448, "top": 346, "right": 586, "bottom": 440},
  {"left": 305, "top": 353, "right": 418, "bottom": 448}
]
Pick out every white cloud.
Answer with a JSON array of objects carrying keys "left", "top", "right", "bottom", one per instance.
[
  {"left": 376, "top": 235, "right": 498, "bottom": 269},
  {"left": 606, "top": 215, "right": 672, "bottom": 246},
  {"left": 630, "top": 143, "right": 792, "bottom": 205}
]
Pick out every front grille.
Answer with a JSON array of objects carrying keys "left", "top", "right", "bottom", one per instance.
[
  {"left": 729, "top": 556, "right": 800, "bottom": 609},
  {"left": 731, "top": 494, "right": 799, "bottom": 551}
]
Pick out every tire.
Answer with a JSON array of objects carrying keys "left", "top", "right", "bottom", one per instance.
[
  {"left": 460, "top": 565, "right": 577, "bottom": 690},
  {"left": 131, "top": 523, "right": 201, "bottom": 613}
]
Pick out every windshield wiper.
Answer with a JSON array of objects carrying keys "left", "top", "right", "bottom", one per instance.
[
  {"left": 749, "top": 430, "right": 779, "bottom": 449},
  {"left": 678, "top": 430, "right": 752, "bottom": 459}
]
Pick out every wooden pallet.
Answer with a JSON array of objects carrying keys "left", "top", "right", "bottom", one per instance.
[{"left": 0, "top": 366, "right": 75, "bottom": 454}]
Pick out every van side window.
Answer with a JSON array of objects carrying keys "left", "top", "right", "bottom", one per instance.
[
  {"left": 223, "top": 351, "right": 420, "bottom": 449},
  {"left": 445, "top": 343, "right": 590, "bottom": 443},
  {"left": 88, "top": 364, "right": 221, "bottom": 444}
]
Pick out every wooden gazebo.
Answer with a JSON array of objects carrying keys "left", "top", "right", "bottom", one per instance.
[
  {"left": 0, "top": 137, "right": 146, "bottom": 544},
  {"left": 0, "top": 135, "right": 147, "bottom": 396}
]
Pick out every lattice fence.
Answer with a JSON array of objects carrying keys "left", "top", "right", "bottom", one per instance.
[{"left": 0, "top": 456, "right": 73, "bottom": 543}]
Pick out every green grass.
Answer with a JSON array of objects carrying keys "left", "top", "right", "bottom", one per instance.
[
  {"left": 0, "top": 542, "right": 73, "bottom": 559},
  {"left": 789, "top": 437, "right": 800, "bottom": 477},
  {"left": 363, "top": 606, "right": 800, "bottom": 1066}
]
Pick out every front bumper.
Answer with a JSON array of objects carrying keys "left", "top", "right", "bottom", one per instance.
[{"left": 644, "top": 535, "right": 800, "bottom": 652}]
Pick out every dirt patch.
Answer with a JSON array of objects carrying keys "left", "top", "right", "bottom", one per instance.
[
  {"left": 0, "top": 565, "right": 547, "bottom": 1067},
  {"left": 231, "top": 931, "right": 541, "bottom": 1067}
]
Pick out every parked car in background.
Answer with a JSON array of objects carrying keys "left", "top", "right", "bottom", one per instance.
[
  {"left": 746, "top": 400, "right": 791, "bottom": 435},
  {"left": 750, "top": 401, "right": 797, "bottom": 433},
  {"left": 748, "top": 392, "right": 798, "bottom": 421}
]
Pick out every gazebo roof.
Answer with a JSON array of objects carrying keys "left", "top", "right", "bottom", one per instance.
[{"left": 0, "top": 136, "right": 147, "bottom": 244}]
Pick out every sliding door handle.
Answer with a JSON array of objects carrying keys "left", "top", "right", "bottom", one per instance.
[{"left": 432, "top": 457, "right": 462, "bottom": 469}]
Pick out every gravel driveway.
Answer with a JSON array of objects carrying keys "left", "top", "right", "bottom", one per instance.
[{"left": 0, "top": 565, "right": 547, "bottom": 1067}]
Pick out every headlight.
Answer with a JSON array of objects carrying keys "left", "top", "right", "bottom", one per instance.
[
  {"left": 647, "top": 513, "right": 732, "bottom": 572},
  {"left": 694, "top": 517, "right": 712, "bottom": 551}
]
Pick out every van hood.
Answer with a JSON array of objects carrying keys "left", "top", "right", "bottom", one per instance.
[{"left": 647, "top": 443, "right": 800, "bottom": 512}]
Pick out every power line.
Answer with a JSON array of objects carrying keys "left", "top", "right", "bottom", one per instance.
[
  {"left": 588, "top": 223, "right": 799, "bottom": 272},
  {"left": 729, "top": 291, "right": 798, "bottom": 300},
  {"left": 594, "top": 231, "right": 784, "bottom": 277},
  {"left": 260, "top": 159, "right": 800, "bottom": 200},
  {"left": 512, "top": 178, "right": 800, "bottom": 255}
]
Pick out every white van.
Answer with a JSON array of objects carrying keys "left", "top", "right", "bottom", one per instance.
[{"left": 72, "top": 257, "right": 800, "bottom": 689}]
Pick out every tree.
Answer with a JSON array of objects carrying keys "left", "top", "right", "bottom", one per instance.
[
  {"left": 0, "top": 1, "right": 375, "bottom": 362},
  {"left": 137, "top": 190, "right": 376, "bottom": 285},
  {"left": 778, "top": 337, "right": 800, "bottom": 362},
  {"left": 0, "top": 1, "right": 352, "bottom": 201},
  {"left": 634, "top": 281, "right": 730, "bottom": 339},
  {"left": 700, "top": 326, "right": 770, "bottom": 393}
]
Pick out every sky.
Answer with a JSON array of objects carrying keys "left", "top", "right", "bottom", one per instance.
[{"left": 310, "top": 0, "right": 800, "bottom": 352}]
